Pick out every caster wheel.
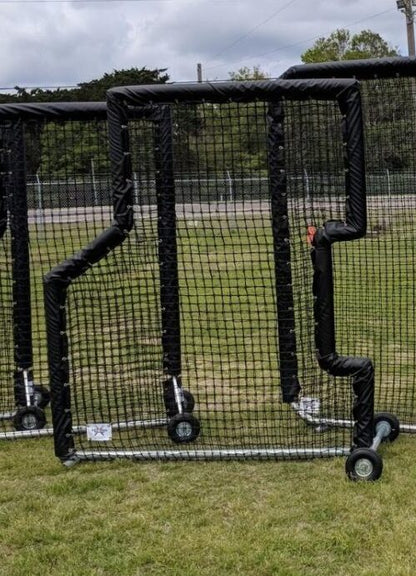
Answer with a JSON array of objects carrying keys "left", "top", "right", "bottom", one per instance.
[
  {"left": 33, "top": 385, "right": 51, "bottom": 409},
  {"left": 374, "top": 412, "right": 400, "bottom": 443},
  {"left": 13, "top": 406, "right": 47, "bottom": 431},
  {"left": 167, "top": 413, "right": 200, "bottom": 444},
  {"left": 345, "top": 448, "right": 383, "bottom": 481}
]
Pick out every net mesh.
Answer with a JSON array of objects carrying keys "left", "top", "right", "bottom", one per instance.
[
  {"left": 348, "top": 76, "right": 416, "bottom": 426},
  {"left": 283, "top": 69, "right": 416, "bottom": 430},
  {"left": 0, "top": 114, "right": 114, "bottom": 434},
  {"left": 59, "top": 96, "right": 355, "bottom": 457}
]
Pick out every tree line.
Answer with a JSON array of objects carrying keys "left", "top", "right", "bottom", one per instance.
[{"left": 2, "top": 29, "right": 411, "bottom": 183}]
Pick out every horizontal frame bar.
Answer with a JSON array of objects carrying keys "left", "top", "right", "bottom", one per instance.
[{"left": 66, "top": 446, "right": 351, "bottom": 466}]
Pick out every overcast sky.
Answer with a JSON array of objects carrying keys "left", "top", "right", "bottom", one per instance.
[{"left": 0, "top": 0, "right": 409, "bottom": 89}]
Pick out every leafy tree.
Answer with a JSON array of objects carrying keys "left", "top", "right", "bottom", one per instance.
[
  {"left": 229, "top": 66, "right": 269, "bottom": 81},
  {"left": 0, "top": 67, "right": 169, "bottom": 104},
  {"left": 300, "top": 30, "right": 412, "bottom": 171},
  {"left": 301, "top": 29, "right": 399, "bottom": 63},
  {"left": 0, "top": 67, "right": 170, "bottom": 181},
  {"left": 75, "top": 67, "right": 169, "bottom": 101}
]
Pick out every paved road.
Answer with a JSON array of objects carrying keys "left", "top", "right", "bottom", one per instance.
[{"left": 27, "top": 195, "right": 416, "bottom": 226}]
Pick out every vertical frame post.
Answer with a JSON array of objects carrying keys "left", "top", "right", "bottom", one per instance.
[
  {"left": 8, "top": 120, "right": 34, "bottom": 405},
  {"left": 268, "top": 100, "right": 300, "bottom": 403},
  {"left": 45, "top": 99, "right": 134, "bottom": 462},
  {"left": 154, "top": 105, "right": 181, "bottom": 379},
  {"left": 309, "top": 91, "right": 374, "bottom": 449},
  {"left": 0, "top": 129, "right": 9, "bottom": 239}
]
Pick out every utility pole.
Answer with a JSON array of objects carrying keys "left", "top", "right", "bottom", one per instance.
[
  {"left": 197, "top": 63, "right": 202, "bottom": 83},
  {"left": 397, "top": 0, "right": 416, "bottom": 57}
]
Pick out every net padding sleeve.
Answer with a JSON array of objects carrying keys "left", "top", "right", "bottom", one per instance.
[
  {"left": 309, "top": 83, "right": 374, "bottom": 448},
  {"left": 267, "top": 101, "right": 300, "bottom": 402},
  {"left": 8, "top": 120, "right": 34, "bottom": 402},
  {"left": 108, "top": 78, "right": 363, "bottom": 107},
  {"left": 0, "top": 130, "right": 7, "bottom": 239},
  {"left": 153, "top": 106, "right": 181, "bottom": 377},
  {"left": 0, "top": 126, "right": 14, "bottom": 417},
  {"left": 0, "top": 102, "right": 109, "bottom": 122},
  {"left": 281, "top": 56, "right": 416, "bottom": 81}
]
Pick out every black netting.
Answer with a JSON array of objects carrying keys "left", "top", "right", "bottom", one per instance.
[
  {"left": 52, "top": 84, "right": 363, "bottom": 461},
  {"left": 282, "top": 62, "right": 416, "bottom": 432},
  {"left": 0, "top": 109, "right": 113, "bottom": 436}
]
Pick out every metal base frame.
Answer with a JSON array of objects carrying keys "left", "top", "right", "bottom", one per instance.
[
  {"left": 0, "top": 418, "right": 167, "bottom": 441},
  {"left": 291, "top": 400, "right": 416, "bottom": 433},
  {"left": 63, "top": 446, "right": 351, "bottom": 466}
]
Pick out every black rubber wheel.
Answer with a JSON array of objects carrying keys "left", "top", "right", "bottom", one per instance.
[
  {"left": 13, "top": 406, "right": 47, "bottom": 431},
  {"left": 345, "top": 448, "right": 383, "bottom": 481},
  {"left": 167, "top": 413, "right": 200, "bottom": 444},
  {"left": 374, "top": 412, "right": 400, "bottom": 443},
  {"left": 33, "top": 385, "right": 51, "bottom": 409}
]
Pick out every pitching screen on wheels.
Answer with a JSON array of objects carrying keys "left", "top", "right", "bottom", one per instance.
[
  {"left": 282, "top": 57, "right": 416, "bottom": 432},
  {"left": 0, "top": 103, "right": 118, "bottom": 436},
  {"left": 48, "top": 79, "right": 367, "bottom": 462},
  {"left": 0, "top": 125, "right": 14, "bottom": 426}
]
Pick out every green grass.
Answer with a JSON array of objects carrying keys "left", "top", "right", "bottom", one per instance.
[
  {"left": 2, "top": 207, "right": 416, "bottom": 574},
  {"left": 1, "top": 435, "right": 416, "bottom": 576},
  {"left": 3, "top": 208, "right": 416, "bottom": 446}
]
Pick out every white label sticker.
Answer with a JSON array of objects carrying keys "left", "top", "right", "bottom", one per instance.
[
  {"left": 298, "top": 397, "right": 321, "bottom": 415},
  {"left": 86, "top": 423, "right": 112, "bottom": 442}
]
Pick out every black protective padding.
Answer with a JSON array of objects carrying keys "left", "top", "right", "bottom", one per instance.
[
  {"left": 0, "top": 132, "right": 7, "bottom": 240},
  {"left": 43, "top": 97, "right": 134, "bottom": 459},
  {"left": 154, "top": 106, "right": 181, "bottom": 376},
  {"left": 7, "top": 121, "right": 35, "bottom": 404},
  {"left": 0, "top": 101, "right": 152, "bottom": 122},
  {"left": 108, "top": 78, "right": 363, "bottom": 106},
  {"left": 267, "top": 101, "right": 300, "bottom": 403},
  {"left": 43, "top": 278, "right": 73, "bottom": 456},
  {"left": 9, "top": 121, "right": 32, "bottom": 368},
  {"left": 311, "top": 232, "right": 374, "bottom": 447},
  {"left": 308, "top": 86, "right": 374, "bottom": 447},
  {"left": 0, "top": 102, "right": 108, "bottom": 121},
  {"left": 281, "top": 56, "right": 416, "bottom": 81}
]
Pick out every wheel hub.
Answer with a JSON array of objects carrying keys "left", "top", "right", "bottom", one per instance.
[
  {"left": 22, "top": 413, "right": 38, "bottom": 430},
  {"left": 176, "top": 421, "right": 193, "bottom": 439},
  {"left": 355, "top": 457, "right": 374, "bottom": 479}
]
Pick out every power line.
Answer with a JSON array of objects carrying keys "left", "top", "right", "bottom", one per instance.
[
  {"left": 205, "top": 6, "right": 398, "bottom": 72},
  {"left": 255, "top": 7, "right": 397, "bottom": 58},
  {"left": 206, "top": 0, "right": 298, "bottom": 63}
]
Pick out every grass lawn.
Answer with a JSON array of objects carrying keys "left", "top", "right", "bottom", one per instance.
[
  {"left": 1, "top": 201, "right": 416, "bottom": 574},
  {"left": 0, "top": 433, "right": 415, "bottom": 576}
]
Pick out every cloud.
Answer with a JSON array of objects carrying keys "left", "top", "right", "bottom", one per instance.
[{"left": 0, "top": 0, "right": 408, "bottom": 88}]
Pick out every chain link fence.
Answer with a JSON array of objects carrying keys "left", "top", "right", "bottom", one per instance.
[{"left": 25, "top": 170, "right": 416, "bottom": 212}]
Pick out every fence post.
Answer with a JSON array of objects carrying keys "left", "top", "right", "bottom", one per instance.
[
  {"left": 304, "top": 168, "right": 310, "bottom": 202},
  {"left": 226, "top": 170, "right": 233, "bottom": 202},
  {"left": 35, "top": 173, "right": 44, "bottom": 225},
  {"left": 386, "top": 168, "right": 391, "bottom": 199},
  {"left": 91, "top": 158, "right": 98, "bottom": 206}
]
